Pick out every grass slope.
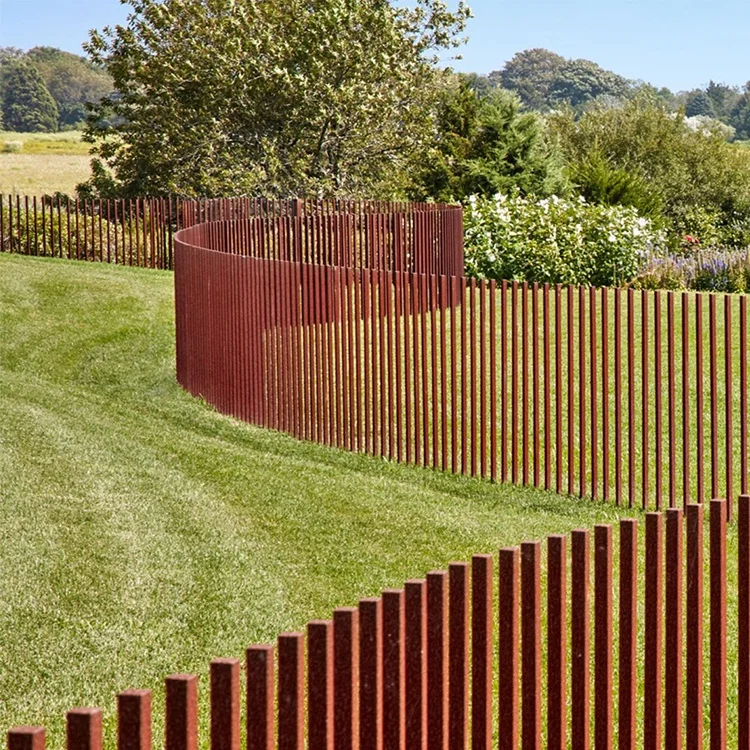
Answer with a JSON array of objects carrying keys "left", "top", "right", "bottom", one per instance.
[{"left": 0, "top": 254, "right": 636, "bottom": 746}]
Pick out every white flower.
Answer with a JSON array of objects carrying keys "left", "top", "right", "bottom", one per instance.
[{"left": 608, "top": 233, "right": 617, "bottom": 242}]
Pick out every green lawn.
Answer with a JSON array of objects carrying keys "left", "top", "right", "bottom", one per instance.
[{"left": 0, "top": 254, "right": 638, "bottom": 747}]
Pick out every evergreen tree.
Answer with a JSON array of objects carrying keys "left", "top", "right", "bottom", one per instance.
[
  {"left": 410, "top": 77, "right": 570, "bottom": 201},
  {"left": 685, "top": 90, "right": 715, "bottom": 118},
  {"left": 0, "top": 61, "right": 58, "bottom": 132}
]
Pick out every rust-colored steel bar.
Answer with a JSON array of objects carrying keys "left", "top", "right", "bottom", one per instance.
[
  {"left": 544, "top": 284, "right": 551, "bottom": 491},
  {"left": 686, "top": 503, "right": 704, "bottom": 750},
  {"left": 642, "top": 290, "right": 650, "bottom": 509},
  {"left": 568, "top": 287, "right": 575, "bottom": 497},
  {"left": 618, "top": 519, "right": 638, "bottom": 750},
  {"left": 571, "top": 529, "right": 590, "bottom": 750},
  {"left": 740, "top": 495, "right": 750, "bottom": 750},
  {"left": 471, "top": 555, "right": 493, "bottom": 750},
  {"left": 405, "top": 581, "right": 427, "bottom": 750},
  {"left": 654, "top": 291, "right": 663, "bottom": 509},
  {"left": 522, "top": 283, "right": 529, "bottom": 485},
  {"left": 471, "top": 279, "right": 478, "bottom": 476},
  {"left": 697, "top": 295, "right": 705, "bottom": 503},
  {"left": 210, "top": 659, "right": 240, "bottom": 750},
  {"left": 725, "top": 296, "right": 734, "bottom": 519},
  {"left": 278, "top": 633, "right": 305, "bottom": 750},
  {"left": 668, "top": 292, "right": 677, "bottom": 508},
  {"left": 441, "top": 275, "right": 449, "bottom": 473},
  {"left": 449, "top": 563, "right": 469, "bottom": 750},
  {"left": 594, "top": 525, "right": 613, "bottom": 750},
  {"left": 512, "top": 282, "right": 519, "bottom": 484},
  {"left": 382, "top": 589, "right": 405, "bottom": 750},
  {"left": 427, "top": 572, "right": 448, "bottom": 750},
  {"left": 532, "top": 283, "right": 540, "bottom": 488},
  {"left": 359, "top": 598, "right": 383, "bottom": 750},
  {"left": 556, "top": 286, "right": 563, "bottom": 494},
  {"left": 710, "top": 297, "right": 719, "bottom": 501},
  {"left": 628, "top": 289, "right": 635, "bottom": 508},
  {"left": 334, "top": 608, "right": 359, "bottom": 750},
  {"left": 166, "top": 674, "right": 198, "bottom": 750},
  {"left": 308, "top": 621, "right": 334, "bottom": 750},
  {"left": 590, "top": 287, "right": 598, "bottom": 500},
  {"left": 664, "top": 509, "right": 683, "bottom": 750},
  {"left": 546, "top": 535, "right": 566, "bottom": 750},
  {"left": 451, "top": 276, "right": 458, "bottom": 473},
  {"left": 67, "top": 709, "right": 103, "bottom": 750},
  {"left": 490, "top": 282, "right": 498, "bottom": 482},
  {"left": 431, "top": 274, "right": 439, "bottom": 469},
  {"left": 644, "top": 513, "right": 663, "bottom": 750},
  {"left": 8, "top": 728, "right": 45, "bottom": 750},
  {"left": 602, "top": 288, "right": 610, "bottom": 502},
  {"left": 502, "top": 281, "right": 509, "bottom": 483},
  {"left": 743, "top": 297, "right": 749, "bottom": 496},
  {"left": 498, "top": 548, "right": 520, "bottom": 750},
  {"left": 246, "top": 645, "right": 275, "bottom": 750},
  {"left": 421, "top": 274, "right": 430, "bottom": 467},
  {"left": 118, "top": 689, "right": 152, "bottom": 750},
  {"left": 521, "top": 542, "right": 542, "bottom": 750},
  {"left": 614, "top": 289, "right": 622, "bottom": 505},
  {"left": 405, "top": 275, "right": 413, "bottom": 463},
  {"left": 710, "top": 498, "right": 727, "bottom": 749}
]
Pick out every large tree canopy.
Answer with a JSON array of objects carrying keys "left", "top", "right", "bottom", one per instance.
[{"left": 82, "top": 0, "right": 470, "bottom": 198}]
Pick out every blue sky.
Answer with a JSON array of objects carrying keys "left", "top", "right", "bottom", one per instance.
[{"left": 1, "top": 0, "right": 749, "bottom": 91}]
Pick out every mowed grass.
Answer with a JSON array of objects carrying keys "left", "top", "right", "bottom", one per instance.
[
  {"left": 0, "top": 132, "right": 91, "bottom": 195},
  {"left": 0, "top": 253, "right": 639, "bottom": 748}
]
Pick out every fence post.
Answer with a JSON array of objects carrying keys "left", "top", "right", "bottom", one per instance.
[
  {"left": 165, "top": 675, "right": 198, "bottom": 750},
  {"left": 67, "top": 709, "right": 103, "bottom": 750}
]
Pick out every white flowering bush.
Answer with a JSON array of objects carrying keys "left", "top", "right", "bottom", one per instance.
[{"left": 464, "top": 193, "right": 667, "bottom": 286}]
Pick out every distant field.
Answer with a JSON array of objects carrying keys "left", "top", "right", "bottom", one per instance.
[
  {"left": 0, "top": 131, "right": 89, "bottom": 155},
  {"left": 0, "top": 131, "right": 92, "bottom": 196}
]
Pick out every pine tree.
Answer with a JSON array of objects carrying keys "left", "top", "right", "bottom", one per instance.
[{"left": 0, "top": 61, "right": 58, "bottom": 132}]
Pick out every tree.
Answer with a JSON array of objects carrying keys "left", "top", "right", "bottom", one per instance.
[
  {"left": 82, "top": 0, "right": 470, "bottom": 198},
  {"left": 410, "top": 77, "right": 569, "bottom": 201},
  {"left": 0, "top": 60, "right": 58, "bottom": 132},
  {"left": 548, "top": 58, "right": 631, "bottom": 109},
  {"left": 730, "top": 83, "right": 750, "bottom": 140},
  {"left": 548, "top": 96, "right": 750, "bottom": 242},
  {"left": 705, "top": 80, "right": 740, "bottom": 122},
  {"left": 685, "top": 90, "right": 715, "bottom": 118},
  {"left": 27, "top": 47, "right": 113, "bottom": 128},
  {"left": 490, "top": 48, "right": 565, "bottom": 110}
]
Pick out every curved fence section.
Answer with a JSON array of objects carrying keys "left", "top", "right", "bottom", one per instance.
[{"left": 176, "top": 200, "right": 750, "bottom": 512}]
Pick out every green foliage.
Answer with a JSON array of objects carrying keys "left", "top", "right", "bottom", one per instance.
[
  {"left": 82, "top": 0, "right": 470, "bottom": 199},
  {"left": 490, "top": 48, "right": 566, "bottom": 110},
  {"left": 409, "top": 77, "right": 569, "bottom": 202},
  {"left": 730, "top": 85, "right": 750, "bottom": 141},
  {"left": 490, "top": 48, "right": 632, "bottom": 112},
  {"left": 464, "top": 193, "right": 665, "bottom": 287},
  {"left": 548, "top": 97, "right": 750, "bottom": 245},
  {"left": 0, "top": 61, "right": 58, "bottom": 133},
  {"left": 568, "top": 150, "right": 663, "bottom": 219},
  {"left": 27, "top": 47, "right": 113, "bottom": 128},
  {"left": 685, "top": 90, "right": 716, "bottom": 118}
]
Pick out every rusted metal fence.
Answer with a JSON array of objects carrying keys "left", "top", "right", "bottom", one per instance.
[
  {"left": 8, "top": 497, "right": 750, "bottom": 749},
  {"left": 175, "top": 209, "right": 748, "bottom": 512},
  {"left": 0, "top": 196, "right": 463, "bottom": 276}
]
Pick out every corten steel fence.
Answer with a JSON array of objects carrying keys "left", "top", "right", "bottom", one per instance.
[
  {"left": 175, "top": 209, "right": 749, "bottom": 514},
  {"left": 0, "top": 195, "right": 463, "bottom": 276},
  {"left": 8, "top": 497, "right": 750, "bottom": 749}
]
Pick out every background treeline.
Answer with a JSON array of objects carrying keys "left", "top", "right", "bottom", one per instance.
[
  {"left": 0, "top": 46, "right": 113, "bottom": 132},
  {"left": 471, "top": 47, "right": 750, "bottom": 142}
]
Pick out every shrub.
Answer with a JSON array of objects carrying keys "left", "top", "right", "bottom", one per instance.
[
  {"left": 464, "top": 192, "right": 666, "bottom": 287},
  {"left": 2, "top": 141, "right": 23, "bottom": 153}
]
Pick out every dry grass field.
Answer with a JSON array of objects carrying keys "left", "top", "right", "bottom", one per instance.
[{"left": 0, "top": 131, "right": 92, "bottom": 195}]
